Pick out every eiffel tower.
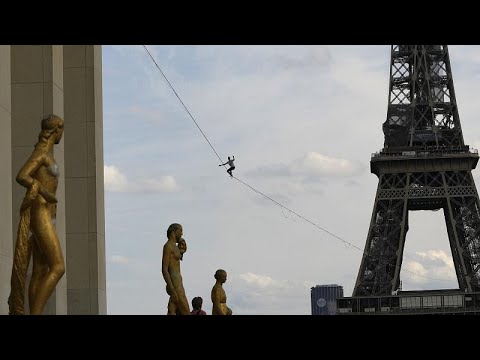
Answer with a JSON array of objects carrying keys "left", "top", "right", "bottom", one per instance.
[{"left": 337, "top": 45, "right": 480, "bottom": 314}]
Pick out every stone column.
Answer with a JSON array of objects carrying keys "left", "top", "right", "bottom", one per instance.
[
  {"left": 10, "top": 45, "right": 67, "bottom": 314},
  {"left": 0, "top": 46, "right": 12, "bottom": 315},
  {"left": 64, "top": 45, "right": 106, "bottom": 314}
]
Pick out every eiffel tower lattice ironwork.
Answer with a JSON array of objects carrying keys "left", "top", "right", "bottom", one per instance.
[{"left": 353, "top": 45, "right": 480, "bottom": 297}]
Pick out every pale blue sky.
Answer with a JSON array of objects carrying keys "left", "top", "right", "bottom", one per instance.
[{"left": 102, "top": 45, "right": 480, "bottom": 314}]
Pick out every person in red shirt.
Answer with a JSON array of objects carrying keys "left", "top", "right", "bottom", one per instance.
[{"left": 191, "top": 296, "right": 207, "bottom": 315}]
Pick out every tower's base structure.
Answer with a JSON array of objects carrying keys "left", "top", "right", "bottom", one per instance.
[
  {"left": 0, "top": 45, "right": 106, "bottom": 314},
  {"left": 337, "top": 289, "right": 480, "bottom": 315}
]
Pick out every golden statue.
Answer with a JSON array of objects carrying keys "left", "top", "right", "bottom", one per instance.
[
  {"left": 8, "top": 114, "right": 65, "bottom": 315},
  {"left": 211, "top": 269, "right": 232, "bottom": 315},
  {"left": 162, "top": 223, "right": 190, "bottom": 315}
]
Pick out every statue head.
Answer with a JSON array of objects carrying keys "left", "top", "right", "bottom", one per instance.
[
  {"left": 39, "top": 114, "right": 64, "bottom": 145},
  {"left": 167, "top": 223, "right": 182, "bottom": 240},
  {"left": 214, "top": 269, "right": 227, "bottom": 283}
]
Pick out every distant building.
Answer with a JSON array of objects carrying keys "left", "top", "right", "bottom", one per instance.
[{"left": 311, "top": 284, "right": 344, "bottom": 315}]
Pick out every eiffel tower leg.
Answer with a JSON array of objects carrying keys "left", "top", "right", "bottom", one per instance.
[
  {"left": 353, "top": 173, "right": 410, "bottom": 296},
  {"left": 443, "top": 171, "right": 480, "bottom": 291}
]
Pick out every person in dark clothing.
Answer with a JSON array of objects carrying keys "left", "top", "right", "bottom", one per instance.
[{"left": 219, "top": 156, "right": 235, "bottom": 178}]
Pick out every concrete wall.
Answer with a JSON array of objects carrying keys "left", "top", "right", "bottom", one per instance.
[
  {"left": 0, "top": 45, "right": 12, "bottom": 315},
  {"left": 64, "top": 45, "right": 106, "bottom": 314}
]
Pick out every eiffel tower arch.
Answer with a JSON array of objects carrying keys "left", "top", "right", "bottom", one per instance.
[{"left": 338, "top": 45, "right": 480, "bottom": 314}]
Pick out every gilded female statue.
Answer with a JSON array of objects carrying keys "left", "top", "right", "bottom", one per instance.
[
  {"left": 8, "top": 114, "right": 65, "bottom": 315},
  {"left": 211, "top": 269, "right": 232, "bottom": 315}
]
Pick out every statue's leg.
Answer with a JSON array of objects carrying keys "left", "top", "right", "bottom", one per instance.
[
  {"left": 167, "top": 297, "right": 177, "bottom": 315},
  {"left": 29, "top": 208, "right": 65, "bottom": 315},
  {"left": 29, "top": 235, "right": 48, "bottom": 313},
  {"left": 176, "top": 288, "right": 191, "bottom": 315}
]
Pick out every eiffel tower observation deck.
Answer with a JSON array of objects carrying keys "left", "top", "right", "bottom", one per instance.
[{"left": 337, "top": 45, "right": 480, "bottom": 315}]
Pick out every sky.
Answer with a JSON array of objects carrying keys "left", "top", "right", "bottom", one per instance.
[{"left": 102, "top": 45, "right": 480, "bottom": 315}]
